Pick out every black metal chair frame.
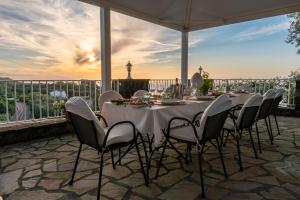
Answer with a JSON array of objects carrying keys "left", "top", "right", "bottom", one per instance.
[
  {"left": 269, "top": 95, "right": 283, "bottom": 136},
  {"left": 68, "top": 112, "right": 148, "bottom": 200},
  {"left": 255, "top": 98, "right": 274, "bottom": 149},
  {"left": 222, "top": 105, "right": 260, "bottom": 171},
  {"left": 155, "top": 109, "right": 230, "bottom": 198}
]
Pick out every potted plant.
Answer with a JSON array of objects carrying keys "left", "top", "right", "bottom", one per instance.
[{"left": 198, "top": 71, "right": 213, "bottom": 95}]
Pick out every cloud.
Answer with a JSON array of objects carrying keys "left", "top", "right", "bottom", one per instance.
[
  {"left": 0, "top": 0, "right": 210, "bottom": 79},
  {"left": 236, "top": 21, "right": 289, "bottom": 41}
]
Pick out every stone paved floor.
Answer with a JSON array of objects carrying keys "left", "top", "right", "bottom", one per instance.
[{"left": 0, "top": 116, "right": 300, "bottom": 200}]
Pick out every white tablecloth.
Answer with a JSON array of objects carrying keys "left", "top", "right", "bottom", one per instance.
[{"left": 101, "top": 101, "right": 211, "bottom": 146}]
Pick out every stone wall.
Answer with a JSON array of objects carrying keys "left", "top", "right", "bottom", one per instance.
[{"left": 0, "top": 118, "right": 73, "bottom": 146}]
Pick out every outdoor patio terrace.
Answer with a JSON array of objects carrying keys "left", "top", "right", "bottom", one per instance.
[{"left": 1, "top": 116, "right": 299, "bottom": 200}]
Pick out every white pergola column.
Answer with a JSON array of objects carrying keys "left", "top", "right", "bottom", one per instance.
[
  {"left": 181, "top": 31, "right": 188, "bottom": 86},
  {"left": 100, "top": 6, "right": 112, "bottom": 92}
]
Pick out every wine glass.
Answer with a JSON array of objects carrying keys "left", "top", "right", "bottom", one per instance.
[{"left": 157, "top": 84, "right": 165, "bottom": 96}]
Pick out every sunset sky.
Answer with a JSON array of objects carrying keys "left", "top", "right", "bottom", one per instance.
[{"left": 0, "top": 0, "right": 299, "bottom": 80}]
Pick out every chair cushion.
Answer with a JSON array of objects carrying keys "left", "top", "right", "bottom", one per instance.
[
  {"left": 104, "top": 124, "right": 134, "bottom": 146},
  {"left": 169, "top": 125, "right": 199, "bottom": 143},
  {"left": 223, "top": 118, "right": 235, "bottom": 130}
]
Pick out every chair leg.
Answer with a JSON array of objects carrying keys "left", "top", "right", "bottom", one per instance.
[
  {"left": 208, "top": 140, "right": 217, "bottom": 149},
  {"left": 221, "top": 129, "right": 225, "bottom": 145},
  {"left": 197, "top": 145, "right": 205, "bottom": 198},
  {"left": 111, "top": 150, "right": 115, "bottom": 169},
  {"left": 268, "top": 116, "right": 274, "bottom": 142},
  {"left": 69, "top": 143, "right": 82, "bottom": 185},
  {"left": 97, "top": 152, "right": 105, "bottom": 200},
  {"left": 189, "top": 145, "right": 192, "bottom": 162},
  {"left": 118, "top": 148, "right": 122, "bottom": 165},
  {"left": 216, "top": 138, "right": 227, "bottom": 177},
  {"left": 223, "top": 130, "right": 230, "bottom": 146},
  {"left": 255, "top": 122, "right": 262, "bottom": 153},
  {"left": 185, "top": 144, "right": 189, "bottom": 164},
  {"left": 155, "top": 140, "right": 167, "bottom": 179},
  {"left": 248, "top": 128, "right": 257, "bottom": 159},
  {"left": 147, "top": 134, "right": 153, "bottom": 153},
  {"left": 264, "top": 118, "right": 273, "bottom": 144},
  {"left": 135, "top": 135, "right": 148, "bottom": 186},
  {"left": 274, "top": 114, "right": 280, "bottom": 135},
  {"left": 236, "top": 135, "right": 243, "bottom": 171},
  {"left": 167, "top": 139, "right": 188, "bottom": 163}
]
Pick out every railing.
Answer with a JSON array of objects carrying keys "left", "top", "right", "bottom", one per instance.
[
  {"left": 0, "top": 78, "right": 296, "bottom": 123},
  {"left": 0, "top": 80, "right": 102, "bottom": 123},
  {"left": 212, "top": 79, "right": 295, "bottom": 107},
  {"left": 149, "top": 78, "right": 295, "bottom": 107}
]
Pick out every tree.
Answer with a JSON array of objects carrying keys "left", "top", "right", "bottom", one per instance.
[{"left": 286, "top": 12, "right": 300, "bottom": 54}]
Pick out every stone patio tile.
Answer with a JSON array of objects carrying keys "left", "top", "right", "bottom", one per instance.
[
  {"left": 132, "top": 184, "right": 162, "bottom": 198},
  {"left": 119, "top": 172, "right": 146, "bottom": 187},
  {"left": 230, "top": 166, "right": 267, "bottom": 180},
  {"left": 63, "top": 178, "right": 98, "bottom": 195},
  {"left": 268, "top": 169, "right": 300, "bottom": 184},
  {"left": 154, "top": 169, "right": 189, "bottom": 188},
  {"left": 282, "top": 183, "right": 300, "bottom": 195},
  {"left": 39, "top": 179, "right": 64, "bottom": 190},
  {"left": 101, "top": 182, "right": 128, "bottom": 200},
  {"left": 7, "top": 190, "right": 64, "bottom": 200},
  {"left": 43, "top": 160, "right": 57, "bottom": 172},
  {"left": 249, "top": 176, "right": 280, "bottom": 186},
  {"left": 210, "top": 158, "right": 240, "bottom": 175},
  {"left": 260, "top": 187, "right": 296, "bottom": 200},
  {"left": 1, "top": 157, "right": 17, "bottom": 168},
  {"left": 22, "top": 177, "right": 40, "bottom": 189},
  {"left": 158, "top": 180, "right": 202, "bottom": 200},
  {"left": 43, "top": 171, "right": 71, "bottom": 179},
  {"left": 206, "top": 187, "right": 230, "bottom": 199},
  {"left": 56, "top": 144, "right": 78, "bottom": 152},
  {"left": 25, "top": 163, "right": 41, "bottom": 172},
  {"left": 102, "top": 165, "right": 132, "bottom": 179},
  {"left": 4, "top": 158, "right": 41, "bottom": 171},
  {"left": 190, "top": 173, "right": 222, "bottom": 186},
  {"left": 0, "top": 169, "right": 22, "bottom": 195},
  {"left": 80, "top": 193, "right": 109, "bottom": 200},
  {"left": 223, "top": 193, "right": 263, "bottom": 200},
  {"left": 23, "top": 169, "right": 42, "bottom": 178},
  {"left": 220, "top": 181, "right": 262, "bottom": 192}
]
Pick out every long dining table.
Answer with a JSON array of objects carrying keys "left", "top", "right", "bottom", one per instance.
[
  {"left": 101, "top": 100, "right": 211, "bottom": 147},
  {"left": 101, "top": 93, "right": 252, "bottom": 147}
]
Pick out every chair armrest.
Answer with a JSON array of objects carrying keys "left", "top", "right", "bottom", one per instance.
[
  {"left": 103, "top": 121, "right": 136, "bottom": 147},
  {"left": 96, "top": 114, "right": 108, "bottom": 127},
  {"left": 167, "top": 117, "right": 199, "bottom": 142},
  {"left": 192, "top": 111, "right": 204, "bottom": 123}
]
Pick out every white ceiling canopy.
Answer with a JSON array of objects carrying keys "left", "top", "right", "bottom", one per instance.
[{"left": 79, "top": 0, "right": 300, "bottom": 32}]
